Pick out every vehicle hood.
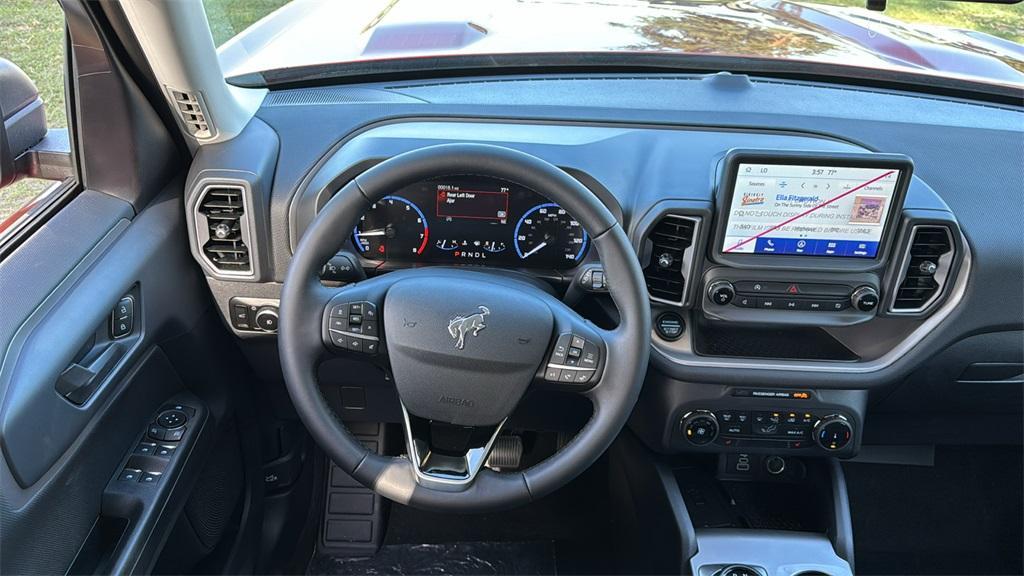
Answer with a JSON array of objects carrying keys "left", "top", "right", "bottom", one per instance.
[{"left": 218, "top": 0, "right": 1024, "bottom": 88}]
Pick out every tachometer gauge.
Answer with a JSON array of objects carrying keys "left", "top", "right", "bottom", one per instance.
[
  {"left": 353, "top": 195, "right": 429, "bottom": 259},
  {"left": 514, "top": 203, "right": 588, "bottom": 266}
]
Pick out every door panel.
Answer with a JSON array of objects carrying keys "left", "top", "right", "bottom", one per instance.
[{"left": 0, "top": 182, "right": 214, "bottom": 574}]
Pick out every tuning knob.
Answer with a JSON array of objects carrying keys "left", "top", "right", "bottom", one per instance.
[
  {"left": 707, "top": 280, "right": 735, "bottom": 306},
  {"left": 814, "top": 414, "right": 853, "bottom": 451},
  {"left": 850, "top": 285, "right": 880, "bottom": 312}
]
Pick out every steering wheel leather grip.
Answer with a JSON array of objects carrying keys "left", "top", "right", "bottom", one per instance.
[{"left": 279, "top": 143, "right": 650, "bottom": 512}]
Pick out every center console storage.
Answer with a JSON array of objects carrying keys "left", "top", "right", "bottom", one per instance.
[{"left": 679, "top": 455, "right": 854, "bottom": 576}]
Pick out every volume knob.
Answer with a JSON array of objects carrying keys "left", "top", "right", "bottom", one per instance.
[{"left": 707, "top": 280, "right": 735, "bottom": 306}]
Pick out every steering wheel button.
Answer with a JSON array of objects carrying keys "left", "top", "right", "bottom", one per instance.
[
  {"left": 558, "top": 370, "right": 576, "bottom": 383},
  {"left": 330, "top": 303, "right": 349, "bottom": 317},
  {"left": 567, "top": 346, "right": 582, "bottom": 358},
  {"left": 564, "top": 355, "right": 580, "bottom": 367},
  {"left": 570, "top": 335, "right": 585, "bottom": 349},
  {"left": 329, "top": 317, "right": 348, "bottom": 331},
  {"left": 349, "top": 302, "right": 363, "bottom": 314},
  {"left": 347, "top": 324, "right": 364, "bottom": 335},
  {"left": 362, "top": 322, "right": 378, "bottom": 336},
  {"left": 365, "top": 341, "right": 379, "bottom": 354},
  {"left": 544, "top": 367, "right": 561, "bottom": 382},
  {"left": 349, "top": 314, "right": 362, "bottom": 325},
  {"left": 362, "top": 302, "right": 377, "bottom": 319},
  {"left": 330, "top": 332, "right": 348, "bottom": 349},
  {"left": 581, "top": 341, "right": 600, "bottom": 367},
  {"left": 573, "top": 370, "right": 594, "bottom": 383},
  {"left": 347, "top": 337, "right": 364, "bottom": 352}
]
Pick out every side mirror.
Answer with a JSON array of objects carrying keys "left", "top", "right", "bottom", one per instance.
[{"left": 0, "top": 58, "right": 48, "bottom": 188}]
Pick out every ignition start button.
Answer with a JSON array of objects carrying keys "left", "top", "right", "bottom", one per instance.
[{"left": 655, "top": 312, "right": 685, "bottom": 341}]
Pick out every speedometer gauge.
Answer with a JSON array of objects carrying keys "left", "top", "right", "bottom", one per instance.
[
  {"left": 353, "top": 195, "right": 429, "bottom": 259},
  {"left": 514, "top": 203, "right": 588, "bottom": 266}
]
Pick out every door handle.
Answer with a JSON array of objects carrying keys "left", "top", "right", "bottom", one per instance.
[{"left": 55, "top": 341, "right": 125, "bottom": 405}]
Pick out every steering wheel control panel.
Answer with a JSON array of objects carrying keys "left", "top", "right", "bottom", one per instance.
[
  {"left": 325, "top": 300, "right": 380, "bottom": 354},
  {"left": 543, "top": 332, "right": 602, "bottom": 385}
]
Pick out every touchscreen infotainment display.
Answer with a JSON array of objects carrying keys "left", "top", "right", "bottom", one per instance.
[{"left": 721, "top": 164, "right": 902, "bottom": 258}]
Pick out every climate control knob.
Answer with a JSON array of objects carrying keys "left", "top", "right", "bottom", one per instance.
[
  {"left": 707, "top": 280, "right": 735, "bottom": 306},
  {"left": 814, "top": 414, "right": 853, "bottom": 451},
  {"left": 850, "top": 285, "right": 880, "bottom": 312},
  {"left": 681, "top": 410, "right": 719, "bottom": 446}
]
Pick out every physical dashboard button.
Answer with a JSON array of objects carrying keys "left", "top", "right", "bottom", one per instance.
[
  {"left": 681, "top": 411, "right": 719, "bottom": 446},
  {"left": 753, "top": 411, "right": 781, "bottom": 435},
  {"left": 814, "top": 414, "right": 853, "bottom": 451},
  {"left": 850, "top": 285, "right": 880, "bottom": 312},
  {"left": 655, "top": 312, "right": 685, "bottom": 340},
  {"left": 734, "top": 296, "right": 759, "bottom": 308},
  {"left": 707, "top": 280, "right": 735, "bottom": 306},
  {"left": 231, "top": 304, "right": 252, "bottom": 330},
  {"left": 254, "top": 306, "right": 279, "bottom": 332}
]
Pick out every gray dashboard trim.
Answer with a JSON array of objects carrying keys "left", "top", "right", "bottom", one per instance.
[{"left": 651, "top": 231, "right": 971, "bottom": 375}]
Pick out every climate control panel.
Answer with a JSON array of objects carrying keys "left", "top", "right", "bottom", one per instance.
[{"left": 677, "top": 407, "right": 856, "bottom": 455}]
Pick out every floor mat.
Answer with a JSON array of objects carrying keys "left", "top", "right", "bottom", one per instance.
[
  {"left": 843, "top": 445, "right": 1023, "bottom": 575},
  {"left": 308, "top": 541, "right": 557, "bottom": 575}
]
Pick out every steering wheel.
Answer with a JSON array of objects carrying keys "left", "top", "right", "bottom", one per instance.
[{"left": 279, "top": 143, "right": 650, "bottom": 512}]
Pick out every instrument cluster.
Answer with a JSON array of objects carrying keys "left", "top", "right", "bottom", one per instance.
[{"left": 352, "top": 176, "right": 589, "bottom": 269}]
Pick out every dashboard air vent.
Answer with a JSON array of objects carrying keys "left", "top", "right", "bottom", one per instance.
[
  {"left": 643, "top": 215, "right": 699, "bottom": 304},
  {"left": 196, "top": 185, "right": 251, "bottom": 275},
  {"left": 169, "top": 89, "right": 213, "bottom": 139},
  {"left": 892, "top": 225, "right": 953, "bottom": 312}
]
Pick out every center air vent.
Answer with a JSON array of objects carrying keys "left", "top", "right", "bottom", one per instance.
[
  {"left": 643, "top": 215, "right": 700, "bottom": 304},
  {"left": 891, "top": 225, "right": 954, "bottom": 312},
  {"left": 196, "top": 185, "right": 252, "bottom": 276}
]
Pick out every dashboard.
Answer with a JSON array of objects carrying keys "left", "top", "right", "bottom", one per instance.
[
  {"left": 181, "top": 73, "right": 1021, "bottom": 459},
  {"left": 351, "top": 176, "right": 587, "bottom": 269}
]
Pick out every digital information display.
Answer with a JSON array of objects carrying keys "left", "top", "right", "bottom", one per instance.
[{"left": 721, "top": 164, "right": 901, "bottom": 259}]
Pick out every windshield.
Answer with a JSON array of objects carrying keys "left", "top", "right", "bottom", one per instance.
[{"left": 204, "top": 0, "right": 1024, "bottom": 89}]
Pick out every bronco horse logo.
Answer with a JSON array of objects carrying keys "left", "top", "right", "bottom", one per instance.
[{"left": 447, "top": 306, "right": 490, "bottom": 350}]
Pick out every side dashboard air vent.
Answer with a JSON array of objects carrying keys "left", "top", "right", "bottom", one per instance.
[
  {"left": 891, "top": 225, "right": 954, "bottom": 312},
  {"left": 196, "top": 185, "right": 252, "bottom": 275},
  {"left": 169, "top": 89, "right": 213, "bottom": 139},
  {"left": 643, "top": 215, "right": 700, "bottom": 304}
]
